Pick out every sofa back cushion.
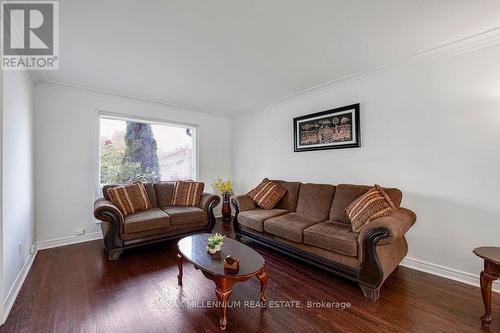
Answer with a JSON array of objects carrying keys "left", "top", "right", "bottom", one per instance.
[
  {"left": 143, "top": 183, "right": 158, "bottom": 207},
  {"left": 330, "top": 184, "right": 402, "bottom": 223},
  {"left": 154, "top": 181, "right": 175, "bottom": 207},
  {"left": 103, "top": 183, "right": 158, "bottom": 208},
  {"left": 273, "top": 180, "right": 301, "bottom": 211},
  {"left": 295, "top": 183, "right": 336, "bottom": 220}
]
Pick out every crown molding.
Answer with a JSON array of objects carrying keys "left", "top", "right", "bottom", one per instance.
[
  {"left": 235, "top": 26, "right": 500, "bottom": 116},
  {"left": 35, "top": 80, "right": 230, "bottom": 117},
  {"left": 27, "top": 70, "right": 49, "bottom": 86},
  {"left": 29, "top": 70, "right": 51, "bottom": 86}
]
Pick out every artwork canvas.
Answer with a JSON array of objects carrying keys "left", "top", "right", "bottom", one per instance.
[{"left": 294, "top": 104, "right": 360, "bottom": 152}]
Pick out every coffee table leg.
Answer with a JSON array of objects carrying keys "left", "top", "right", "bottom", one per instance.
[
  {"left": 176, "top": 253, "right": 183, "bottom": 286},
  {"left": 215, "top": 279, "right": 233, "bottom": 331},
  {"left": 257, "top": 268, "right": 268, "bottom": 305}
]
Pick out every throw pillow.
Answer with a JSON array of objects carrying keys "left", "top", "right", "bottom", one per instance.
[
  {"left": 248, "top": 178, "right": 287, "bottom": 209},
  {"left": 345, "top": 185, "right": 397, "bottom": 233},
  {"left": 171, "top": 180, "right": 205, "bottom": 207},
  {"left": 107, "top": 182, "right": 152, "bottom": 216}
]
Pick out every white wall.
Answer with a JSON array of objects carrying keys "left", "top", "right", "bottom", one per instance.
[
  {"left": 2, "top": 70, "right": 35, "bottom": 313},
  {"left": 34, "top": 86, "right": 231, "bottom": 244},
  {"left": 232, "top": 44, "right": 500, "bottom": 281}
]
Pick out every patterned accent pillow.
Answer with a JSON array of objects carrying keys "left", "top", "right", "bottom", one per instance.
[
  {"left": 345, "top": 185, "right": 397, "bottom": 233},
  {"left": 248, "top": 178, "right": 287, "bottom": 210},
  {"left": 107, "top": 183, "right": 152, "bottom": 216},
  {"left": 171, "top": 180, "right": 205, "bottom": 207}
]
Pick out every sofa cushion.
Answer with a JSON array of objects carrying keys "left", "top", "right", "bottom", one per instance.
[
  {"left": 124, "top": 208, "right": 170, "bottom": 234},
  {"left": 107, "top": 183, "right": 152, "bottom": 216},
  {"left": 330, "top": 184, "right": 402, "bottom": 223},
  {"left": 155, "top": 182, "right": 175, "bottom": 207},
  {"left": 171, "top": 180, "right": 205, "bottom": 206},
  {"left": 303, "top": 221, "right": 359, "bottom": 257},
  {"left": 248, "top": 178, "right": 287, "bottom": 209},
  {"left": 162, "top": 206, "right": 207, "bottom": 225},
  {"left": 264, "top": 213, "right": 321, "bottom": 243},
  {"left": 238, "top": 208, "right": 289, "bottom": 232},
  {"left": 273, "top": 180, "right": 301, "bottom": 211},
  {"left": 295, "top": 184, "right": 336, "bottom": 220},
  {"left": 121, "top": 222, "right": 206, "bottom": 241},
  {"left": 346, "top": 185, "right": 397, "bottom": 232},
  {"left": 143, "top": 183, "right": 158, "bottom": 208}
]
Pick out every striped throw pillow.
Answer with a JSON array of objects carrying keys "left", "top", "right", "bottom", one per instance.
[
  {"left": 248, "top": 178, "right": 287, "bottom": 210},
  {"left": 345, "top": 185, "right": 397, "bottom": 233},
  {"left": 171, "top": 180, "right": 205, "bottom": 207},
  {"left": 107, "top": 183, "right": 152, "bottom": 216}
]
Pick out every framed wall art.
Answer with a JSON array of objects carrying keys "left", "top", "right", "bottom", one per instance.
[{"left": 293, "top": 103, "right": 360, "bottom": 152}]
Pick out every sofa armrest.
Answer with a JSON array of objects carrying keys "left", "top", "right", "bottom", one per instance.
[
  {"left": 94, "top": 198, "right": 126, "bottom": 252},
  {"left": 231, "top": 194, "right": 256, "bottom": 212},
  {"left": 197, "top": 193, "right": 220, "bottom": 233},
  {"left": 231, "top": 194, "right": 255, "bottom": 238},
  {"left": 94, "top": 198, "right": 124, "bottom": 224},
  {"left": 198, "top": 192, "right": 220, "bottom": 212},
  {"left": 358, "top": 208, "right": 416, "bottom": 246}
]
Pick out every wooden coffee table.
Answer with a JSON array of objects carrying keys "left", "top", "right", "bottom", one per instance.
[{"left": 176, "top": 234, "right": 267, "bottom": 330}]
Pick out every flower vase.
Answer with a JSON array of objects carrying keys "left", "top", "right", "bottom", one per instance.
[{"left": 221, "top": 192, "right": 232, "bottom": 223}]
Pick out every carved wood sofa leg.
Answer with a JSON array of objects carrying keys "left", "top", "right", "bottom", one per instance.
[
  {"left": 108, "top": 248, "right": 124, "bottom": 261},
  {"left": 359, "top": 285, "right": 380, "bottom": 302}
]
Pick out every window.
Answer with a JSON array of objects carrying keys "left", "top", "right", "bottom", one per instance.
[{"left": 99, "top": 116, "right": 196, "bottom": 185}]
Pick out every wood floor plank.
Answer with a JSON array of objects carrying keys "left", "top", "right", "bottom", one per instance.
[{"left": 1, "top": 221, "right": 499, "bottom": 332}]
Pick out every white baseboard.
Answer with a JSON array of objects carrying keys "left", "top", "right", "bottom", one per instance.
[
  {"left": 36, "top": 231, "right": 103, "bottom": 250},
  {"left": 2, "top": 250, "right": 38, "bottom": 324},
  {"left": 401, "top": 256, "right": 500, "bottom": 293}
]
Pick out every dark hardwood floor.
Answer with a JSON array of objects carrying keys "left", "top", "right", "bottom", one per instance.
[{"left": 2, "top": 221, "right": 499, "bottom": 332}]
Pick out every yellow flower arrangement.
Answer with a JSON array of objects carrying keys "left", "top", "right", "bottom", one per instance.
[{"left": 214, "top": 178, "right": 233, "bottom": 195}]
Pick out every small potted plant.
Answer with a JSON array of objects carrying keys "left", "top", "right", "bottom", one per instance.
[
  {"left": 207, "top": 233, "right": 226, "bottom": 254},
  {"left": 214, "top": 178, "right": 234, "bottom": 223}
]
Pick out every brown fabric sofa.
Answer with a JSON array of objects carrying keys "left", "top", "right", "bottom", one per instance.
[
  {"left": 94, "top": 182, "right": 220, "bottom": 260},
  {"left": 231, "top": 180, "right": 416, "bottom": 302}
]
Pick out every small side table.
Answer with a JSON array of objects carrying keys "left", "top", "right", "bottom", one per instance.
[{"left": 473, "top": 247, "right": 500, "bottom": 326}]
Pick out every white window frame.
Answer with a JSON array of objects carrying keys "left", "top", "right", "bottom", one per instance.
[{"left": 95, "top": 110, "right": 199, "bottom": 198}]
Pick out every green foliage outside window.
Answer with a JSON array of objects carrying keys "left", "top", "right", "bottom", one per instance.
[{"left": 100, "top": 121, "right": 161, "bottom": 184}]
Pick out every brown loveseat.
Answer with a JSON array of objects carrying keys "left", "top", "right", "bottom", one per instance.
[
  {"left": 232, "top": 180, "right": 416, "bottom": 302},
  {"left": 94, "top": 182, "right": 220, "bottom": 260}
]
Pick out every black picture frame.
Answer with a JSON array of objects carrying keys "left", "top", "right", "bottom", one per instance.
[{"left": 293, "top": 103, "right": 360, "bottom": 152}]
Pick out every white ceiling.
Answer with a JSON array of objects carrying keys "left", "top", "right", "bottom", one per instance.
[{"left": 47, "top": 0, "right": 500, "bottom": 115}]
